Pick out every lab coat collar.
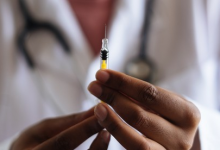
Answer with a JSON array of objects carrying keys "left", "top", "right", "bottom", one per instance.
[{"left": 24, "top": 0, "right": 95, "bottom": 113}]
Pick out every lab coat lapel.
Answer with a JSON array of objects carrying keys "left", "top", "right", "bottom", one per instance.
[
  {"left": 26, "top": 0, "right": 94, "bottom": 114},
  {"left": 28, "top": 0, "right": 94, "bottom": 76}
]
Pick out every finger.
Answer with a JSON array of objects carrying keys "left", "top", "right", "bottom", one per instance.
[
  {"left": 34, "top": 116, "right": 103, "bottom": 150},
  {"left": 89, "top": 130, "right": 110, "bottom": 150},
  {"left": 90, "top": 83, "right": 185, "bottom": 149},
  {"left": 94, "top": 103, "right": 166, "bottom": 150},
  {"left": 31, "top": 107, "right": 95, "bottom": 139},
  {"left": 93, "top": 70, "right": 200, "bottom": 125}
]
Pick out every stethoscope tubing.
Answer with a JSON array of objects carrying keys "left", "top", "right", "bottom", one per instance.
[
  {"left": 140, "top": 0, "right": 155, "bottom": 58},
  {"left": 18, "top": 0, "right": 71, "bottom": 69}
]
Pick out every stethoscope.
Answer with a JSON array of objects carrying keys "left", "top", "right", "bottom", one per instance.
[
  {"left": 17, "top": 0, "right": 90, "bottom": 114},
  {"left": 17, "top": 0, "right": 155, "bottom": 113},
  {"left": 125, "top": 0, "right": 155, "bottom": 82},
  {"left": 17, "top": 0, "right": 71, "bottom": 69}
]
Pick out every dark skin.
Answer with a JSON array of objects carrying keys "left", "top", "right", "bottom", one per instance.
[
  {"left": 11, "top": 107, "right": 110, "bottom": 150},
  {"left": 12, "top": 70, "right": 200, "bottom": 150},
  {"left": 88, "top": 70, "right": 201, "bottom": 150}
]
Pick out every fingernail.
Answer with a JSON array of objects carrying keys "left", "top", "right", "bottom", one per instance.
[
  {"left": 96, "top": 70, "right": 110, "bottom": 83},
  {"left": 101, "top": 131, "right": 110, "bottom": 143},
  {"left": 88, "top": 82, "right": 102, "bottom": 97},
  {"left": 94, "top": 104, "right": 107, "bottom": 122}
]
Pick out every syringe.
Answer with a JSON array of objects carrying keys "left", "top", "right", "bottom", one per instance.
[
  {"left": 100, "top": 25, "right": 109, "bottom": 69},
  {"left": 97, "top": 25, "right": 109, "bottom": 103}
]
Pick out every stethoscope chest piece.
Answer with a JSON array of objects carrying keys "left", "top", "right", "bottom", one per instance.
[
  {"left": 124, "top": 0, "right": 155, "bottom": 83},
  {"left": 125, "top": 57, "right": 154, "bottom": 82}
]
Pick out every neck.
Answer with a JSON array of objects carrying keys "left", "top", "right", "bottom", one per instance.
[{"left": 68, "top": 0, "right": 115, "bottom": 56}]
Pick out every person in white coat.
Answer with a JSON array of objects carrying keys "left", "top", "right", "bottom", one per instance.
[{"left": 0, "top": 0, "right": 220, "bottom": 149}]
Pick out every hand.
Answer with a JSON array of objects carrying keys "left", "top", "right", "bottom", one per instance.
[
  {"left": 11, "top": 107, "right": 110, "bottom": 150},
  {"left": 88, "top": 70, "right": 201, "bottom": 150}
]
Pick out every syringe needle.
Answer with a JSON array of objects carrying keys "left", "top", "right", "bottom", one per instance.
[
  {"left": 100, "top": 24, "right": 109, "bottom": 69},
  {"left": 105, "top": 24, "right": 107, "bottom": 39}
]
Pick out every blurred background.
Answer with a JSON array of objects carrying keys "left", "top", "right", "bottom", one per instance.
[{"left": 0, "top": 0, "right": 219, "bottom": 149}]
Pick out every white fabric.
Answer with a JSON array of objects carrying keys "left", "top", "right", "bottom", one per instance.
[
  {"left": 197, "top": 103, "right": 220, "bottom": 150},
  {"left": 0, "top": 0, "right": 220, "bottom": 149}
]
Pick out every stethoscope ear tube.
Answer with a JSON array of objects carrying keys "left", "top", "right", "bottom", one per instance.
[
  {"left": 140, "top": 0, "right": 155, "bottom": 56},
  {"left": 125, "top": 0, "right": 155, "bottom": 83},
  {"left": 17, "top": 22, "right": 71, "bottom": 69},
  {"left": 41, "top": 23, "right": 71, "bottom": 54},
  {"left": 17, "top": 28, "right": 35, "bottom": 69},
  {"left": 17, "top": 0, "right": 71, "bottom": 69}
]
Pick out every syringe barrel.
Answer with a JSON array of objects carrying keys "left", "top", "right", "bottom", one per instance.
[{"left": 100, "top": 38, "right": 109, "bottom": 69}]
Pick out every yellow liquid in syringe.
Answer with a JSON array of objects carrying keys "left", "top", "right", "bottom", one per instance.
[{"left": 101, "top": 60, "right": 107, "bottom": 69}]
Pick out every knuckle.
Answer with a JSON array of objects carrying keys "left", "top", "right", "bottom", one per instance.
[
  {"left": 139, "top": 84, "right": 158, "bottom": 104},
  {"left": 84, "top": 123, "right": 101, "bottom": 137},
  {"left": 191, "top": 105, "right": 201, "bottom": 124},
  {"left": 116, "top": 75, "right": 131, "bottom": 90},
  {"left": 133, "top": 110, "right": 149, "bottom": 128},
  {"left": 184, "top": 102, "right": 201, "bottom": 127},
  {"left": 177, "top": 139, "right": 192, "bottom": 150},
  {"left": 101, "top": 89, "right": 118, "bottom": 105},
  {"left": 105, "top": 121, "right": 120, "bottom": 134},
  {"left": 137, "top": 140, "right": 151, "bottom": 150}
]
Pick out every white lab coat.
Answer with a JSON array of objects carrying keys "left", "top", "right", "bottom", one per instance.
[{"left": 0, "top": 0, "right": 220, "bottom": 149}]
